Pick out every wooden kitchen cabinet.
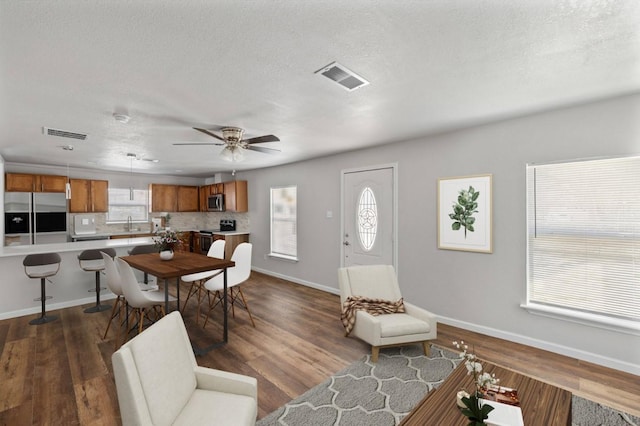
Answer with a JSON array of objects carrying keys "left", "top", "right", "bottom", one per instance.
[
  {"left": 176, "top": 231, "right": 192, "bottom": 252},
  {"left": 224, "top": 180, "right": 248, "bottom": 212},
  {"left": 150, "top": 184, "right": 199, "bottom": 212},
  {"left": 192, "top": 232, "right": 201, "bottom": 253},
  {"left": 214, "top": 233, "right": 249, "bottom": 259},
  {"left": 69, "top": 179, "right": 108, "bottom": 213},
  {"left": 177, "top": 186, "right": 199, "bottom": 212},
  {"left": 150, "top": 184, "right": 178, "bottom": 212},
  {"left": 5, "top": 173, "right": 67, "bottom": 192}
]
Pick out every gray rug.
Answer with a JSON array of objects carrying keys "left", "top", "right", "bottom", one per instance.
[{"left": 257, "top": 345, "right": 639, "bottom": 426}]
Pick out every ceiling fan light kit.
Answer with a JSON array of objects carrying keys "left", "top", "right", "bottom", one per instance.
[
  {"left": 174, "top": 126, "right": 281, "bottom": 162},
  {"left": 222, "top": 127, "right": 244, "bottom": 142},
  {"left": 220, "top": 145, "right": 244, "bottom": 162}
]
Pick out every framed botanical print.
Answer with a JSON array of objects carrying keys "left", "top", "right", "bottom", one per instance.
[{"left": 437, "top": 174, "right": 493, "bottom": 253}]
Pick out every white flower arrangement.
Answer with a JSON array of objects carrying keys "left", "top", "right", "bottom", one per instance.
[
  {"left": 453, "top": 340, "right": 499, "bottom": 425},
  {"left": 153, "top": 229, "right": 181, "bottom": 252}
]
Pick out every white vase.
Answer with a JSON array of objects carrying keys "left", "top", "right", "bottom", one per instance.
[{"left": 159, "top": 250, "right": 174, "bottom": 261}]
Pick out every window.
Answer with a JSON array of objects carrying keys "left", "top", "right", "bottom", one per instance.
[
  {"left": 525, "top": 156, "right": 640, "bottom": 334},
  {"left": 270, "top": 186, "right": 297, "bottom": 260},
  {"left": 107, "top": 188, "right": 149, "bottom": 223}
]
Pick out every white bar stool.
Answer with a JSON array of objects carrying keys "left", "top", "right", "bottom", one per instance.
[
  {"left": 23, "top": 253, "right": 61, "bottom": 325},
  {"left": 78, "top": 248, "right": 116, "bottom": 313}
]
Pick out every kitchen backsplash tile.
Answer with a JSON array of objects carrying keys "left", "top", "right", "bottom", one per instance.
[{"left": 73, "top": 212, "right": 249, "bottom": 234}]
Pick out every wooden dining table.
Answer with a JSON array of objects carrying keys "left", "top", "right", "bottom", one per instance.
[{"left": 120, "top": 251, "right": 235, "bottom": 354}]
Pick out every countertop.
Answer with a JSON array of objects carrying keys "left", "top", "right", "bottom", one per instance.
[
  {"left": 212, "top": 231, "right": 250, "bottom": 236},
  {"left": 0, "top": 236, "right": 155, "bottom": 258}
]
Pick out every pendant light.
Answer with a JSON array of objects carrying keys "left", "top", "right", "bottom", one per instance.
[
  {"left": 65, "top": 163, "right": 72, "bottom": 200},
  {"left": 127, "top": 153, "right": 135, "bottom": 200}
]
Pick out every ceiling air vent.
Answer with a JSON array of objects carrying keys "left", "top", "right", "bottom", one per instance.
[
  {"left": 315, "top": 62, "right": 369, "bottom": 91},
  {"left": 42, "top": 127, "right": 88, "bottom": 140}
]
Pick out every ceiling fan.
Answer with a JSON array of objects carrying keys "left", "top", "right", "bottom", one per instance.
[{"left": 173, "top": 127, "right": 280, "bottom": 162}]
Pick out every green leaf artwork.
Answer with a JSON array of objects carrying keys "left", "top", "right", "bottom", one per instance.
[{"left": 449, "top": 186, "right": 479, "bottom": 238}]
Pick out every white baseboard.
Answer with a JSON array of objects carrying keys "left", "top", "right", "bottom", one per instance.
[
  {"left": 251, "top": 267, "right": 340, "bottom": 295},
  {"left": 251, "top": 267, "right": 639, "bottom": 377},
  {"left": 437, "top": 315, "right": 640, "bottom": 377}
]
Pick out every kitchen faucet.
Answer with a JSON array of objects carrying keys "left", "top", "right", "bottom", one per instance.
[{"left": 126, "top": 216, "right": 132, "bottom": 231}]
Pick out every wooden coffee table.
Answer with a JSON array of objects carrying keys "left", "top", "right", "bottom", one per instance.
[{"left": 400, "top": 360, "right": 572, "bottom": 425}]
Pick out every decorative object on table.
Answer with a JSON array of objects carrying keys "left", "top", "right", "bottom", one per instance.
[
  {"left": 453, "top": 340, "right": 499, "bottom": 426},
  {"left": 159, "top": 250, "right": 174, "bottom": 261},
  {"left": 437, "top": 174, "right": 493, "bottom": 253},
  {"left": 153, "top": 229, "right": 180, "bottom": 260}
]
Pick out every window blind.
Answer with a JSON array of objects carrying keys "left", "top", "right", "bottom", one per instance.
[
  {"left": 270, "top": 186, "right": 297, "bottom": 258},
  {"left": 107, "top": 188, "right": 149, "bottom": 222},
  {"left": 526, "top": 156, "right": 640, "bottom": 324}
]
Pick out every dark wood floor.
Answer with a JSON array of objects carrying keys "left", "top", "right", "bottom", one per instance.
[{"left": 0, "top": 271, "right": 638, "bottom": 425}]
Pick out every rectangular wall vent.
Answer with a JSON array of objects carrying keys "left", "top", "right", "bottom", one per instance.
[
  {"left": 42, "top": 127, "right": 88, "bottom": 140},
  {"left": 315, "top": 62, "right": 369, "bottom": 91}
]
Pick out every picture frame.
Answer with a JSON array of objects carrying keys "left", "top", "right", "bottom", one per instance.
[{"left": 437, "top": 174, "right": 493, "bottom": 253}]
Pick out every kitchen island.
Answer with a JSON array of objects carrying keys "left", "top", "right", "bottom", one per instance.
[{"left": 0, "top": 237, "right": 156, "bottom": 320}]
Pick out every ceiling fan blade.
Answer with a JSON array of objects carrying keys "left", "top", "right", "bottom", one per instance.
[
  {"left": 193, "top": 127, "right": 225, "bottom": 141},
  {"left": 243, "top": 134, "right": 280, "bottom": 144},
  {"left": 172, "top": 142, "right": 225, "bottom": 146},
  {"left": 247, "top": 145, "right": 281, "bottom": 154}
]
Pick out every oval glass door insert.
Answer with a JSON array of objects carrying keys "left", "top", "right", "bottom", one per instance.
[{"left": 357, "top": 186, "right": 378, "bottom": 251}]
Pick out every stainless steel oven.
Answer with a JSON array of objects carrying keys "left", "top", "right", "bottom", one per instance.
[{"left": 200, "top": 232, "right": 213, "bottom": 254}]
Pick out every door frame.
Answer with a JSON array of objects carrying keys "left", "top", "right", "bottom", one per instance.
[{"left": 340, "top": 162, "right": 398, "bottom": 269}]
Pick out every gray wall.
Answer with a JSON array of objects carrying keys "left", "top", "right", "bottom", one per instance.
[{"left": 240, "top": 92, "right": 640, "bottom": 375}]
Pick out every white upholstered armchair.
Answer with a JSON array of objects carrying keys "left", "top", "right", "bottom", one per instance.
[
  {"left": 112, "top": 311, "right": 257, "bottom": 426},
  {"left": 338, "top": 264, "right": 437, "bottom": 362}
]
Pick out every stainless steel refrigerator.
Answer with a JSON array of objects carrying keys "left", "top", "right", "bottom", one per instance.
[{"left": 4, "top": 192, "right": 68, "bottom": 245}]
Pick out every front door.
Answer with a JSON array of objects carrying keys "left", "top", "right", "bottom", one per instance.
[{"left": 342, "top": 165, "right": 396, "bottom": 268}]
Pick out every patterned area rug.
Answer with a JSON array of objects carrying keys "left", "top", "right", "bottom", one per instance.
[{"left": 257, "top": 344, "right": 639, "bottom": 426}]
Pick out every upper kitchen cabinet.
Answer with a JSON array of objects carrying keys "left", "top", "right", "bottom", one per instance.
[
  {"left": 150, "top": 184, "right": 199, "bottom": 212},
  {"left": 224, "top": 180, "right": 248, "bottom": 212},
  {"left": 177, "top": 186, "right": 199, "bottom": 212},
  {"left": 150, "top": 184, "right": 178, "bottom": 212},
  {"left": 5, "top": 173, "right": 67, "bottom": 193},
  {"left": 69, "top": 179, "right": 108, "bottom": 213}
]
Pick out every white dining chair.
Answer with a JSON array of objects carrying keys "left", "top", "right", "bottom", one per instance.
[
  {"left": 181, "top": 239, "right": 225, "bottom": 324},
  {"left": 101, "top": 252, "right": 126, "bottom": 347},
  {"left": 203, "top": 242, "right": 255, "bottom": 328},
  {"left": 127, "top": 244, "right": 159, "bottom": 291},
  {"left": 116, "top": 257, "right": 176, "bottom": 335}
]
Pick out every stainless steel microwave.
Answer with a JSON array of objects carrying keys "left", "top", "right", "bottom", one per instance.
[{"left": 207, "top": 194, "right": 225, "bottom": 211}]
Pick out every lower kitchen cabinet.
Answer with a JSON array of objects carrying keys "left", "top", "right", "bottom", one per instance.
[{"left": 214, "top": 233, "right": 249, "bottom": 259}]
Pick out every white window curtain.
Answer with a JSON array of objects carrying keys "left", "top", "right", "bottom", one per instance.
[
  {"left": 270, "top": 186, "right": 297, "bottom": 260},
  {"left": 526, "top": 156, "right": 640, "bottom": 332}
]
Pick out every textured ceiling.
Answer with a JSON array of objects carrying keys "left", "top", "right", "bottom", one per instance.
[{"left": 0, "top": 0, "right": 638, "bottom": 177}]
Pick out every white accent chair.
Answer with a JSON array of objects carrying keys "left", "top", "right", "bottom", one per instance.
[
  {"left": 112, "top": 311, "right": 258, "bottom": 426},
  {"left": 338, "top": 264, "right": 437, "bottom": 362},
  {"left": 203, "top": 242, "right": 255, "bottom": 328},
  {"left": 181, "top": 239, "right": 225, "bottom": 323}
]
